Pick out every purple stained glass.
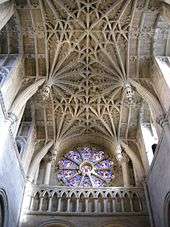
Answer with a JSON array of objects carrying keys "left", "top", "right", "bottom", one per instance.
[
  {"left": 65, "top": 150, "right": 82, "bottom": 163},
  {"left": 58, "top": 170, "right": 78, "bottom": 179},
  {"left": 80, "top": 147, "right": 92, "bottom": 161},
  {"left": 96, "top": 170, "right": 113, "bottom": 180},
  {"left": 91, "top": 150, "right": 105, "bottom": 163},
  {"left": 57, "top": 147, "right": 113, "bottom": 187},
  {"left": 67, "top": 175, "right": 82, "bottom": 187},
  {"left": 95, "top": 159, "right": 113, "bottom": 169},
  {"left": 58, "top": 159, "right": 78, "bottom": 169},
  {"left": 81, "top": 176, "right": 92, "bottom": 187},
  {"left": 91, "top": 175, "right": 105, "bottom": 187}
]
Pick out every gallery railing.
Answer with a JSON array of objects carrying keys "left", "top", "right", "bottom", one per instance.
[{"left": 25, "top": 185, "right": 148, "bottom": 215}]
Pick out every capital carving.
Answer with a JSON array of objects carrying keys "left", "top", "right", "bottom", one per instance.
[
  {"left": 7, "top": 112, "right": 18, "bottom": 124},
  {"left": 42, "top": 85, "right": 51, "bottom": 101},
  {"left": 124, "top": 82, "right": 135, "bottom": 105},
  {"left": 118, "top": 152, "right": 130, "bottom": 164},
  {"left": 44, "top": 153, "right": 57, "bottom": 165},
  {"left": 156, "top": 114, "right": 169, "bottom": 128}
]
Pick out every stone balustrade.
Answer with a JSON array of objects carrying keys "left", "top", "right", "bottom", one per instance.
[{"left": 27, "top": 186, "right": 148, "bottom": 215}]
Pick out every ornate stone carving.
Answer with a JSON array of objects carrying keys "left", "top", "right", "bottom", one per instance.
[
  {"left": 156, "top": 113, "right": 169, "bottom": 128},
  {"left": 15, "top": 0, "right": 161, "bottom": 143}
]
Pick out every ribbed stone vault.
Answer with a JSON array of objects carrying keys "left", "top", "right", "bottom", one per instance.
[{"left": 13, "top": 0, "right": 162, "bottom": 147}]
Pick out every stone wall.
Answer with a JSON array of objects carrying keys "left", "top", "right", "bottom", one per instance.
[
  {"left": 21, "top": 214, "right": 150, "bottom": 227},
  {"left": 0, "top": 102, "right": 25, "bottom": 227},
  {"left": 147, "top": 118, "right": 170, "bottom": 227}
]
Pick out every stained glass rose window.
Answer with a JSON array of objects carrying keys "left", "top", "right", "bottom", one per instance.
[{"left": 57, "top": 147, "right": 114, "bottom": 187}]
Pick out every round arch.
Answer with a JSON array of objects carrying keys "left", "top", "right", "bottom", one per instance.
[
  {"left": 0, "top": 189, "right": 8, "bottom": 227},
  {"left": 39, "top": 219, "right": 75, "bottom": 227},
  {"left": 164, "top": 191, "right": 170, "bottom": 227},
  {"left": 44, "top": 225, "right": 67, "bottom": 227},
  {"left": 103, "top": 224, "right": 126, "bottom": 227}
]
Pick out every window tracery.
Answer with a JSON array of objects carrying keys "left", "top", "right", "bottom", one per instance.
[{"left": 57, "top": 147, "right": 114, "bottom": 187}]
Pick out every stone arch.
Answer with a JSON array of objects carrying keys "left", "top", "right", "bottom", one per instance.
[
  {"left": 51, "top": 192, "right": 58, "bottom": 212},
  {"left": 69, "top": 193, "right": 76, "bottom": 212},
  {"left": 16, "top": 136, "right": 26, "bottom": 155},
  {"left": 39, "top": 219, "right": 75, "bottom": 227},
  {"left": 0, "top": 189, "right": 8, "bottom": 227},
  {"left": 60, "top": 192, "right": 67, "bottom": 212},
  {"left": 41, "top": 192, "right": 49, "bottom": 211},
  {"left": 79, "top": 193, "right": 86, "bottom": 212},
  {"left": 115, "top": 192, "right": 121, "bottom": 212},
  {"left": 103, "top": 225, "right": 126, "bottom": 227},
  {"left": 164, "top": 191, "right": 170, "bottom": 227},
  {"left": 32, "top": 191, "right": 40, "bottom": 211}
]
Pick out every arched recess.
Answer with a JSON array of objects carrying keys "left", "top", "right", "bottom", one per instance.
[
  {"left": 103, "top": 224, "right": 126, "bottom": 227},
  {"left": 44, "top": 225, "right": 67, "bottom": 227},
  {"left": 120, "top": 141, "right": 145, "bottom": 184},
  {"left": 164, "top": 191, "right": 170, "bottom": 227},
  {"left": 0, "top": 189, "right": 8, "bottom": 227},
  {"left": 39, "top": 219, "right": 75, "bottom": 227}
]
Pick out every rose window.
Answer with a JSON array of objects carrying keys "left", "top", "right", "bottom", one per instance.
[{"left": 57, "top": 147, "right": 114, "bottom": 187}]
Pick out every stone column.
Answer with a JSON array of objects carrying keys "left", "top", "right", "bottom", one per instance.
[
  {"left": 0, "top": 1, "right": 14, "bottom": 31},
  {"left": 103, "top": 198, "right": 107, "bottom": 213},
  {"left": 157, "top": 114, "right": 170, "bottom": 150},
  {"left": 76, "top": 198, "right": 79, "bottom": 212},
  {"left": 118, "top": 153, "right": 130, "bottom": 187},
  {"left": 34, "top": 165, "right": 40, "bottom": 184},
  {"left": 94, "top": 198, "right": 98, "bottom": 213},
  {"left": 43, "top": 154, "right": 56, "bottom": 185},
  {"left": 112, "top": 198, "right": 116, "bottom": 212},
  {"left": 48, "top": 196, "right": 52, "bottom": 212},
  {"left": 121, "top": 159, "right": 130, "bottom": 187},
  {"left": 67, "top": 198, "right": 70, "bottom": 212},
  {"left": 38, "top": 196, "right": 43, "bottom": 211},
  {"left": 85, "top": 198, "right": 88, "bottom": 212},
  {"left": 57, "top": 197, "right": 61, "bottom": 212},
  {"left": 44, "top": 161, "right": 52, "bottom": 185}
]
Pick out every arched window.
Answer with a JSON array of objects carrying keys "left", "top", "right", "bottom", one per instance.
[
  {"left": 140, "top": 121, "right": 158, "bottom": 165},
  {"left": 16, "top": 137, "right": 26, "bottom": 155},
  {"left": 151, "top": 143, "right": 157, "bottom": 154},
  {"left": 57, "top": 147, "right": 113, "bottom": 187},
  {"left": 0, "top": 189, "right": 8, "bottom": 227}
]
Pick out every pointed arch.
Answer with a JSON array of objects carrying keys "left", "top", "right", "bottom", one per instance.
[
  {"left": 9, "top": 79, "right": 45, "bottom": 119},
  {"left": 28, "top": 141, "right": 53, "bottom": 181}
]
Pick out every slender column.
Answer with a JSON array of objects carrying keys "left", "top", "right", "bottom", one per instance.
[
  {"left": 67, "top": 198, "right": 71, "bottom": 212},
  {"left": 34, "top": 165, "right": 40, "bottom": 184},
  {"left": 85, "top": 198, "right": 88, "bottom": 212},
  {"left": 38, "top": 196, "right": 44, "bottom": 211},
  {"left": 76, "top": 198, "right": 80, "bottom": 212},
  {"left": 57, "top": 198, "right": 61, "bottom": 212},
  {"left": 121, "top": 158, "right": 130, "bottom": 187},
  {"left": 48, "top": 197, "right": 52, "bottom": 212},
  {"left": 29, "top": 196, "right": 34, "bottom": 211},
  {"left": 157, "top": 115, "right": 170, "bottom": 150},
  {"left": 43, "top": 160, "right": 52, "bottom": 185},
  {"left": 94, "top": 199, "right": 98, "bottom": 213},
  {"left": 0, "top": 1, "right": 14, "bottom": 30},
  {"left": 112, "top": 198, "right": 116, "bottom": 212},
  {"left": 104, "top": 198, "right": 107, "bottom": 213},
  {"left": 129, "top": 195, "right": 133, "bottom": 212},
  {"left": 115, "top": 144, "right": 131, "bottom": 187},
  {"left": 43, "top": 154, "right": 56, "bottom": 185},
  {"left": 120, "top": 196, "right": 124, "bottom": 212}
]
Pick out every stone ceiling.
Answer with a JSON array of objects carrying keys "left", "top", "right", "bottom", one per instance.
[{"left": 14, "top": 0, "right": 161, "bottom": 146}]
